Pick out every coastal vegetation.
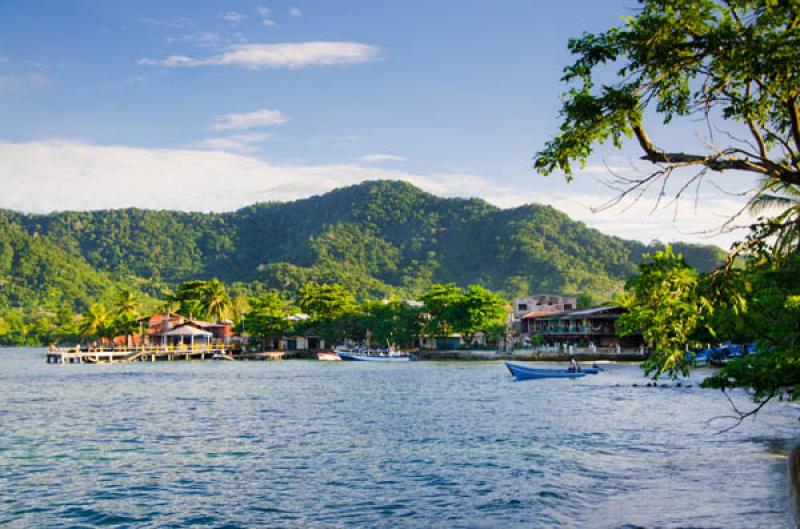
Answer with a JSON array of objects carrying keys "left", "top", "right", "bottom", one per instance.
[
  {"left": 45, "top": 278, "right": 508, "bottom": 351},
  {"left": 537, "top": 0, "right": 800, "bottom": 417},
  {"left": 0, "top": 181, "right": 724, "bottom": 346}
]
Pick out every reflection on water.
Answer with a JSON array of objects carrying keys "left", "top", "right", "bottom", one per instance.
[{"left": 0, "top": 348, "right": 795, "bottom": 528}]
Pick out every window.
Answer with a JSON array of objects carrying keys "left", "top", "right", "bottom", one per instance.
[{"left": 518, "top": 304, "right": 528, "bottom": 311}]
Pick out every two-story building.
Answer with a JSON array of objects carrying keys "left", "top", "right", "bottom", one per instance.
[
  {"left": 137, "top": 312, "right": 235, "bottom": 347},
  {"left": 522, "top": 306, "right": 643, "bottom": 349}
]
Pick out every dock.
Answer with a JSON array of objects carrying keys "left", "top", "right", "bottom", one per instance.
[
  {"left": 46, "top": 345, "right": 230, "bottom": 364},
  {"left": 43, "top": 346, "right": 312, "bottom": 364}
]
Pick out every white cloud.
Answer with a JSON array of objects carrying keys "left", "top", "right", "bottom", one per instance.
[
  {"left": 360, "top": 154, "right": 406, "bottom": 163},
  {"left": 166, "top": 31, "right": 222, "bottom": 46},
  {"left": 195, "top": 133, "right": 270, "bottom": 152},
  {"left": 256, "top": 6, "right": 277, "bottom": 27},
  {"left": 0, "top": 73, "right": 49, "bottom": 93},
  {"left": 289, "top": 7, "right": 303, "bottom": 17},
  {"left": 220, "top": 11, "right": 248, "bottom": 23},
  {"left": 210, "top": 109, "right": 289, "bottom": 130},
  {"left": 529, "top": 191, "right": 750, "bottom": 249},
  {"left": 139, "top": 41, "right": 380, "bottom": 69},
  {"left": 0, "top": 138, "right": 748, "bottom": 247}
]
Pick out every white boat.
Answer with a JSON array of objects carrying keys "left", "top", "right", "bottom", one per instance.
[
  {"left": 317, "top": 351, "right": 341, "bottom": 361},
  {"left": 334, "top": 345, "right": 416, "bottom": 362}
]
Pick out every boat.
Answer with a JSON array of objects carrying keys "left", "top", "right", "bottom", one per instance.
[
  {"left": 505, "top": 362, "right": 588, "bottom": 380},
  {"left": 338, "top": 351, "right": 416, "bottom": 362},
  {"left": 335, "top": 345, "right": 416, "bottom": 362},
  {"left": 504, "top": 362, "right": 600, "bottom": 376},
  {"left": 317, "top": 351, "right": 341, "bottom": 361}
]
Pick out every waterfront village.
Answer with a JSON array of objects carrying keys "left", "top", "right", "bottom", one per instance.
[{"left": 47, "top": 292, "right": 646, "bottom": 364}]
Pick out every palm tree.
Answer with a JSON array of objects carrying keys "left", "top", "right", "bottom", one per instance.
[
  {"left": 750, "top": 177, "right": 800, "bottom": 214},
  {"left": 197, "top": 279, "right": 232, "bottom": 322},
  {"left": 231, "top": 294, "right": 251, "bottom": 330},
  {"left": 748, "top": 177, "right": 800, "bottom": 256},
  {"left": 111, "top": 288, "right": 142, "bottom": 339},
  {"left": 113, "top": 288, "right": 140, "bottom": 317},
  {"left": 79, "top": 303, "right": 111, "bottom": 342}
]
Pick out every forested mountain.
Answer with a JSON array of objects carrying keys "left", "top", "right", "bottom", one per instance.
[
  {"left": 2, "top": 180, "right": 726, "bottom": 306},
  {"left": 0, "top": 211, "right": 118, "bottom": 310}
]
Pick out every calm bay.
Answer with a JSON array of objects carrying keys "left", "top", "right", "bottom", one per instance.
[{"left": 0, "top": 348, "right": 795, "bottom": 528}]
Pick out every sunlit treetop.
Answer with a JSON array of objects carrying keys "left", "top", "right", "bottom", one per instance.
[{"left": 535, "top": 0, "right": 800, "bottom": 189}]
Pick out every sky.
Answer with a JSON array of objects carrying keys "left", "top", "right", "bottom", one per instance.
[{"left": 0, "top": 1, "right": 757, "bottom": 248}]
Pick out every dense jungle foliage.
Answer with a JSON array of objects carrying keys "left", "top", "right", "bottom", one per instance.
[{"left": 0, "top": 181, "right": 724, "bottom": 345}]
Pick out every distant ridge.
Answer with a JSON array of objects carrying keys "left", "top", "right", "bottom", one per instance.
[{"left": 1, "top": 180, "right": 726, "bottom": 310}]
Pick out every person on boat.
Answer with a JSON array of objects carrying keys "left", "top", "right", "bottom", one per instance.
[{"left": 568, "top": 356, "right": 578, "bottom": 373}]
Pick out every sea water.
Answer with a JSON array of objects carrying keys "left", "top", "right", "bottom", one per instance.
[{"left": 0, "top": 348, "right": 795, "bottom": 528}]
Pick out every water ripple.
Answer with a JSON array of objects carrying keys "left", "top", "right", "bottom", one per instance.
[{"left": 0, "top": 349, "right": 796, "bottom": 528}]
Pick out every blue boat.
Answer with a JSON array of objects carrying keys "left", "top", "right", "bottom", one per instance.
[
  {"left": 505, "top": 362, "right": 587, "bottom": 380},
  {"left": 504, "top": 362, "right": 600, "bottom": 376},
  {"left": 689, "top": 349, "right": 711, "bottom": 366}
]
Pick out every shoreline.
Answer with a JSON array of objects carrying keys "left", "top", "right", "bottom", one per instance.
[{"left": 4, "top": 346, "right": 648, "bottom": 364}]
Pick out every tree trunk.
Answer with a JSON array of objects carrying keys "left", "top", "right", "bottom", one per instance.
[{"left": 789, "top": 441, "right": 800, "bottom": 527}]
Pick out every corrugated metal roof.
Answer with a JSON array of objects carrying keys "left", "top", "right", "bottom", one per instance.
[
  {"left": 536, "top": 306, "right": 625, "bottom": 320},
  {"left": 521, "top": 311, "right": 564, "bottom": 320}
]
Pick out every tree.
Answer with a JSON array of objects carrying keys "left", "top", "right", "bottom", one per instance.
[
  {"left": 747, "top": 176, "right": 800, "bottom": 257},
  {"left": 295, "top": 282, "right": 360, "bottom": 346},
  {"left": 484, "top": 321, "right": 509, "bottom": 348},
  {"left": 363, "top": 300, "right": 422, "bottom": 349},
  {"left": 167, "top": 280, "right": 206, "bottom": 317},
  {"left": 243, "top": 291, "right": 292, "bottom": 347},
  {"left": 701, "top": 249, "right": 800, "bottom": 402},
  {"left": 79, "top": 303, "right": 112, "bottom": 342},
  {"left": 197, "top": 279, "right": 232, "bottom": 322},
  {"left": 110, "top": 288, "right": 142, "bottom": 338},
  {"left": 534, "top": 0, "right": 800, "bottom": 253},
  {"left": 296, "top": 282, "right": 357, "bottom": 321},
  {"left": 617, "top": 247, "right": 713, "bottom": 379},
  {"left": 536, "top": 1, "right": 800, "bottom": 394},
  {"left": 420, "top": 283, "right": 463, "bottom": 339},
  {"left": 231, "top": 294, "right": 251, "bottom": 327},
  {"left": 451, "top": 285, "right": 507, "bottom": 347},
  {"left": 168, "top": 279, "right": 232, "bottom": 322}
]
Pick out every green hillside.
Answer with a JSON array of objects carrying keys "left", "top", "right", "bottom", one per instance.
[
  {"left": 0, "top": 211, "right": 117, "bottom": 311},
  {"left": 4, "top": 180, "right": 727, "bottom": 303}
]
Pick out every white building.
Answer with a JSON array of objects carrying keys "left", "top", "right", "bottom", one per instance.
[{"left": 512, "top": 294, "right": 577, "bottom": 320}]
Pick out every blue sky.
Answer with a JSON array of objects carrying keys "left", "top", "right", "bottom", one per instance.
[{"left": 0, "top": 1, "right": 753, "bottom": 247}]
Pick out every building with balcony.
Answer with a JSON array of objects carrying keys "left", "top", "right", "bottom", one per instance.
[{"left": 523, "top": 306, "right": 643, "bottom": 348}]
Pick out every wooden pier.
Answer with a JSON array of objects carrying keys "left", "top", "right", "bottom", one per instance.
[{"left": 46, "top": 345, "right": 230, "bottom": 364}]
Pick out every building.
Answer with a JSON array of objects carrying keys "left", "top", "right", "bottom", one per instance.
[
  {"left": 419, "top": 332, "right": 487, "bottom": 350},
  {"left": 513, "top": 294, "right": 577, "bottom": 320},
  {"left": 523, "top": 306, "right": 643, "bottom": 348},
  {"left": 137, "top": 312, "right": 235, "bottom": 346},
  {"left": 280, "top": 336, "right": 324, "bottom": 351}
]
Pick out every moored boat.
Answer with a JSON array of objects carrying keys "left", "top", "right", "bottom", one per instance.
[
  {"left": 505, "top": 362, "right": 588, "bottom": 380},
  {"left": 338, "top": 351, "right": 415, "bottom": 362},
  {"left": 335, "top": 345, "right": 416, "bottom": 362},
  {"left": 317, "top": 351, "right": 341, "bottom": 361},
  {"left": 504, "top": 362, "right": 600, "bottom": 376}
]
